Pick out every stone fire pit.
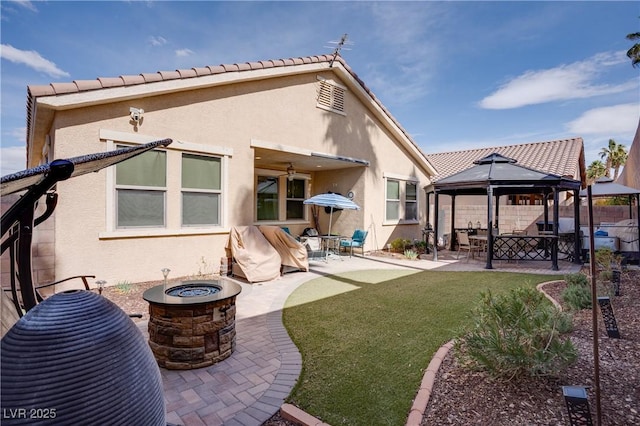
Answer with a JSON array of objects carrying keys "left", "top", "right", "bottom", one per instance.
[{"left": 143, "top": 279, "right": 242, "bottom": 370}]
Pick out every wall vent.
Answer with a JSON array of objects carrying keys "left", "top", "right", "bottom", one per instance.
[{"left": 316, "top": 77, "right": 346, "bottom": 115}]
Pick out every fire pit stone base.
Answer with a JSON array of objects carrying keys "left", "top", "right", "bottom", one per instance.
[{"left": 144, "top": 280, "right": 241, "bottom": 370}]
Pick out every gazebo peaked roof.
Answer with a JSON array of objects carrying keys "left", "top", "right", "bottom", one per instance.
[
  {"left": 579, "top": 177, "right": 640, "bottom": 197},
  {"left": 429, "top": 153, "right": 581, "bottom": 195}
]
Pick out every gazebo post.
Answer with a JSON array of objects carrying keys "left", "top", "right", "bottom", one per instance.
[
  {"left": 486, "top": 185, "right": 494, "bottom": 269},
  {"left": 544, "top": 192, "right": 550, "bottom": 231},
  {"left": 552, "top": 188, "right": 559, "bottom": 271},
  {"left": 426, "top": 191, "right": 431, "bottom": 230},
  {"left": 495, "top": 193, "right": 500, "bottom": 233},
  {"left": 573, "top": 189, "right": 582, "bottom": 264},
  {"left": 450, "top": 195, "right": 456, "bottom": 251},
  {"left": 636, "top": 194, "right": 640, "bottom": 263},
  {"left": 433, "top": 192, "right": 439, "bottom": 262}
]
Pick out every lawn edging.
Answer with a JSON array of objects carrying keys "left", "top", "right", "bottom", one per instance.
[
  {"left": 536, "top": 280, "right": 564, "bottom": 311},
  {"left": 405, "top": 340, "right": 455, "bottom": 426}
]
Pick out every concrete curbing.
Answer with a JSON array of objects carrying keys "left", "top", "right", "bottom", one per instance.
[
  {"left": 536, "top": 280, "right": 565, "bottom": 311},
  {"left": 405, "top": 340, "right": 455, "bottom": 426},
  {"left": 280, "top": 403, "right": 330, "bottom": 426}
]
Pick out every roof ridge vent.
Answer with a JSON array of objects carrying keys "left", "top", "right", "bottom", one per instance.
[{"left": 474, "top": 152, "right": 517, "bottom": 165}]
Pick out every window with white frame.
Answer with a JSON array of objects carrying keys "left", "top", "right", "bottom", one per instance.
[
  {"left": 386, "top": 180, "right": 400, "bottom": 221},
  {"left": 256, "top": 173, "right": 307, "bottom": 222},
  {"left": 181, "top": 153, "right": 221, "bottom": 226},
  {"left": 286, "top": 179, "right": 305, "bottom": 220},
  {"left": 115, "top": 147, "right": 167, "bottom": 228},
  {"left": 257, "top": 176, "right": 279, "bottom": 220},
  {"left": 106, "top": 131, "right": 230, "bottom": 235},
  {"left": 385, "top": 176, "right": 419, "bottom": 223},
  {"left": 405, "top": 182, "right": 417, "bottom": 220}
]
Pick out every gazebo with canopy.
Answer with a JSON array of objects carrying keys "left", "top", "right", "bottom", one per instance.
[
  {"left": 425, "top": 153, "right": 583, "bottom": 270},
  {"left": 579, "top": 177, "right": 640, "bottom": 263}
]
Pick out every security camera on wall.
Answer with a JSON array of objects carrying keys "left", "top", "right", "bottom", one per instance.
[{"left": 129, "top": 107, "right": 144, "bottom": 123}]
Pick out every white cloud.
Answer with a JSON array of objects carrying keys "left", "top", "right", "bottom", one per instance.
[
  {"left": 175, "top": 48, "right": 194, "bottom": 57},
  {"left": 1, "top": 145, "right": 26, "bottom": 176},
  {"left": 148, "top": 36, "right": 167, "bottom": 47},
  {"left": 479, "top": 51, "right": 633, "bottom": 109},
  {"left": 0, "top": 44, "right": 69, "bottom": 78},
  {"left": 566, "top": 103, "right": 640, "bottom": 135},
  {"left": 8, "top": 0, "right": 37, "bottom": 12}
]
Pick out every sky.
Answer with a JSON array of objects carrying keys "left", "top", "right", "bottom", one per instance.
[{"left": 1, "top": 1, "right": 639, "bottom": 176}]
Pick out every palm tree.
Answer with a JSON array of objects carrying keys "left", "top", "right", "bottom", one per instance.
[
  {"left": 599, "top": 139, "right": 617, "bottom": 177},
  {"left": 586, "top": 160, "right": 607, "bottom": 184},
  {"left": 627, "top": 29, "right": 640, "bottom": 68},
  {"left": 609, "top": 142, "right": 628, "bottom": 180}
]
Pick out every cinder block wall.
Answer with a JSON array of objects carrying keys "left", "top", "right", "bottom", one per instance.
[{"left": 436, "top": 204, "right": 634, "bottom": 241}]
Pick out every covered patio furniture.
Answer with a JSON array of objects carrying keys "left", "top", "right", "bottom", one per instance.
[
  {"left": 579, "top": 177, "right": 640, "bottom": 263},
  {"left": 258, "top": 225, "right": 309, "bottom": 273},
  {"left": 339, "top": 229, "right": 368, "bottom": 257},
  {"left": 227, "top": 226, "right": 281, "bottom": 283},
  {"left": 426, "top": 153, "right": 583, "bottom": 270}
]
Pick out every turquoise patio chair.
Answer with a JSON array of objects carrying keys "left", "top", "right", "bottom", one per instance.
[{"left": 339, "top": 229, "right": 368, "bottom": 257}]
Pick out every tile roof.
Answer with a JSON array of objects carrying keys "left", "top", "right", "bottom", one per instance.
[
  {"left": 27, "top": 55, "right": 339, "bottom": 98},
  {"left": 26, "top": 53, "right": 435, "bottom": 174},
  {"left": 425, "top": 138, "right": 585, "bottom": 184}
]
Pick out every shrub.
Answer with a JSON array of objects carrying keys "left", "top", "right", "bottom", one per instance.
[
  {"left": 390, "top": 238, "right": 411, "bottom": 252},
  {"left": 594, "top": 247, "right": 622, "bottom": 272},
  {"left": 564, "top": 273, "right": 588, "bottom": 287},
  {"left": 114, "top": 281, "right": 133, "bottom": 294},
  {"left": 455, "top": 286, "right": 576, "bottom": 380},
  {"left": 562, "top": 283, "right": 592, "bottom": 311},
  {"left": 562, "top": 273, "right": 592, "bottom": 311},
  {"left": 413, "top": 240, "right": 427, "bottom": 253}
]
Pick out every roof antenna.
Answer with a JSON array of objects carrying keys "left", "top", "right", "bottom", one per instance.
[{"left": 326, "top": 33, "right": 352, "bottom": 67}]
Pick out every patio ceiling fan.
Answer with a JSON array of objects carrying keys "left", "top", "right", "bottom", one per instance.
[{"left": 278, "top": 163, "right": 307, "bottom": 181}]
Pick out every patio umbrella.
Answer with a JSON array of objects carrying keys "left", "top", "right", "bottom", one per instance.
[{"left": 303, "top": 193, "right": 360, "bottom": 237}]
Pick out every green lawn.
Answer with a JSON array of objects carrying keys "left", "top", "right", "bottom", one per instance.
[{"left": 282, "top": 269, "right": 562, "bottom": 426}]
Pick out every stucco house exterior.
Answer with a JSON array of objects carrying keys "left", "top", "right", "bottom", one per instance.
[
  {"left": 22, "top": 54, "right": 436, "bottom": 285},
  {"left": 618, "top": 118, "right": 640, "bottom": 190}
]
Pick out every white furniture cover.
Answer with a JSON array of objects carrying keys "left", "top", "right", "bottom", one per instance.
[
  {"left": 258, "top": 226, "right": 309, "bottom": 272},
  {"left": 226, "top": 226, "right": 281, "bottom": 283}
]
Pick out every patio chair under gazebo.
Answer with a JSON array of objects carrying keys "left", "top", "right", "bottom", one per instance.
[{"left": 425, "top": 153, "right": 583, "bottom": 270}]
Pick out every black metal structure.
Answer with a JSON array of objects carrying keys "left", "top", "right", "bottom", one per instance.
[
  {"left": 597, "top": 296, "right": 621, "bottom": 339},
  {"left": 579, "top": 177, "right": 640, "bottom": 264},
  {"left": 1, "top": 139, "right": 172, "bottom": 316},
  {"left": 426, "top": 153, "right": 582, "bottom": 270},
  {"left": 562, "top": 386, "right": 593, "bottom": 426}
]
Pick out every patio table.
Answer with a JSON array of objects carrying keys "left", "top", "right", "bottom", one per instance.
[{"left": 320, "top": 235, "right": 344, "bottom": 260}]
